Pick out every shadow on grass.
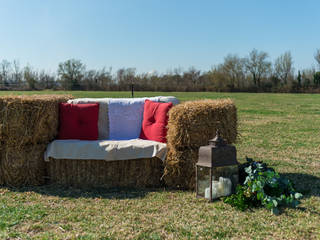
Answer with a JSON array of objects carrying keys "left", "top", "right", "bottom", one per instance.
[
  {"left": 281, "top": 173, "right": 320, "bottom": 197},
  {"left": 2, "top": 184, "right": 167, "bottom": 200},
  {"left": 2, "top": 173, "right": 319, "bottom": 201}
]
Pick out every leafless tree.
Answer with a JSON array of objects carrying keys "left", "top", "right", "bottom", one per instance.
[
  {"left": 315, "top": 49, "right": 320, "bottom": 69},
  {"left": 24, "top": 66, "right": 38, "bottom": 90},
  {"left": 12, "top": 60, "right": 23, "bottom": 86},
  {"left": 274, "top": 51, "right": 294, "bottom": 85},
  {"left": 0, "top": 60, "right": 11, "bottom": 86},
  {"left": 221, "top": 54, "right": 246, "bottom": 88},
  {"left": 182, "top": 67, "right": 201, "bottom": 89},
  {"left": 245, "top": 49, "right": 271, "bottom": 87},
  {"left": 116, "top": 68, "right": 136, "bottom": 90},
  {"left": 58, "top": 59, "right": 85, "bottom": 90}
]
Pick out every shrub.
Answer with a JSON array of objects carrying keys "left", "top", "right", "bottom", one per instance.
[{"left": 224, "top": 157, "right": 303, "bottom": 214}]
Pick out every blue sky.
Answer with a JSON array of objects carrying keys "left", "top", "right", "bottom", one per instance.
[{"left": 0, "top": 0, "right": 319, "bottom": 74}]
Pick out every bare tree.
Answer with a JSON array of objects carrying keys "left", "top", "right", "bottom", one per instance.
[
  {"left": 116, "top": 68, "right": 136, "bottom": 90},
  {"left": 24, "top": 66, "right": 38, "bottom": 90},
  {"left": 182, "top": 67, "right": 201, "bottom": 90},
  {"left": 58, "top": 59, "right": 85, "bottom": 90},
  {"left": 0, "top": 60, "right": 11, "bottom": 86},
  {"left": 12, "top": 60, "right": 23, "bottom": 87},
  {"left": 301, "top": 68, "right": 315, "bottom": 88},
  {"left": 221, "top": 54, "right": 246, "bottom": 88},
  {"left": 39, "top": 70, "right": 56, "bottom": 89},
  {"left": 274, "top": 51, "right": 294, "bottom": 85},
  {"left": 245, "top": 49, "right": 271, "bottom": 87},
  {"left": 315, "top": 49, "right": 320, "bottom": 69}
]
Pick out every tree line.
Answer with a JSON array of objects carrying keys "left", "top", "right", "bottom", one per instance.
[{"left": 1, "top": 49, "right": 320, "bottom": 93}]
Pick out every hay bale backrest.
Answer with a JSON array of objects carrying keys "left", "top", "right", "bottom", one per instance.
[{"left": 163, "top": 99, "right": 237, "bottom": 190}]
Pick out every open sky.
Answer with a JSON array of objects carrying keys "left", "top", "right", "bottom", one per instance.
[{"left": 0, "top": 0, "right": 319, "bottom": 74}]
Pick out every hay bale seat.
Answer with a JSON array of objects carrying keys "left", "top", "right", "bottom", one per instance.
[
  {"left": 48, "top": 157, "right": 163, "bottom": 188},
  {"left": 0, "top": 96, "right": 237, "bottom": 190},
  {"left": 0, "top": 95, "right": 71, "bottom": 186},
  {"left": 163, "top": 99, "right": 237, "bottom": 190}
]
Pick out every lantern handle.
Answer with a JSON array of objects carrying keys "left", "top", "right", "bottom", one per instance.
[{"left": 209, "top": 129, "right": 226, "bottom": 147}]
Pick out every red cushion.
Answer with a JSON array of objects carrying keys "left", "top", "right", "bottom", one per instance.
[
  {"left": 58, "top": 103, "right": 99, "bottom": 140},
  {"left": 139, "top": 100, "right": 173, "bottom": 143}
]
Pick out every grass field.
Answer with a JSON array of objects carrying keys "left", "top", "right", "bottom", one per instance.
[{"left": 1, "top": 91, "right": 320, "bottom": 239}]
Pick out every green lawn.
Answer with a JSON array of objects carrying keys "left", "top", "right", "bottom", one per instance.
[{"left": 1, "top": 91, "right": 320, "bottom": 239}]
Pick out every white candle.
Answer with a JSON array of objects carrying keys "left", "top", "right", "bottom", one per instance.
[{"left": 204, "top": 178, "right": 232, "bottom": 199}]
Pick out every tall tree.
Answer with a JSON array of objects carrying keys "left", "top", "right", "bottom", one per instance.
[
  {"left": 315, "top": 49, "right": 320, "bottom": 69},
  {"left": 245, "top": 49, "right": 271, "bottom": 87},
  {"left": 274, "top": 51, "right": 294, "bottom": 85},
  {"left": 116, "top": 68, "right": 136, "bottom": 90},
  {"left": 182, "top": 67, "right": 201, "bottom": 90},
  {"left": 0, "top": 60, "right": 11, "bottom": 86},
  {"left": 23, "top": 66, "right": 38, "bottom": 90},
  {"left": 58, "top": 59, "right": 85, "bottom": 90},
  {"left": 221, "top": 54, "right": 246, "bottom": 88},
  {"left": 297, "top": 70, "right": 302, "bottom": 87},
  {"left": 12, "top": 60, "right": 23, "bottom": 86}
]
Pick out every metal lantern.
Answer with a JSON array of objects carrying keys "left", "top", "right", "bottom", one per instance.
[{"left": 196, "top": 130, "right": 239, "bottom": 201}]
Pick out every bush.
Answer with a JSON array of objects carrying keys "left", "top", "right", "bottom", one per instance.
[{"left": 224, "top": 157, "right": 303, "bottom": 214}]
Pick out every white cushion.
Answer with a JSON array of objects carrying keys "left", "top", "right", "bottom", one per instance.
[{"left": 44, "top": 139, "right": 167, "bottom": 161}]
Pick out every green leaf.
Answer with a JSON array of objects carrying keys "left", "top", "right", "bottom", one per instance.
[
  {"left": 294, "top": 193, "right": 303, "bottom": 199},
  {"left": 272, "top": 200, "right": 278, "bottom": 207}
]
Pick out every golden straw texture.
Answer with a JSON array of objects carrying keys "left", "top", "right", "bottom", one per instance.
[
  {"left": 0, "top": 95, "right": 71, "bottom": 186},
  {"left": 164, "top": 99, "right": 238, "bottom": 189},
  {"left": 0, "top": 144, "right": 47, "bottom": 186},
  {"left": 48, "top": 157, "right": 164, "bottom": 188},
  {"left": 0, "top": 95, "right": 72, "bottom": 146}
]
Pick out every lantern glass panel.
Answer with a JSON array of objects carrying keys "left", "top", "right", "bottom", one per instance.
[
  {"left": 196, "top": 165, "right": 211, "bottom": 198},
  {"left": 212, "top": 165, "right": 239, "bottom": 191}
]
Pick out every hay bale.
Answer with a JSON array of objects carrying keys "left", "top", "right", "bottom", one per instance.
[
  {"left": 164, "top": 99, "right": 238, "bottom": 190},
  {"left": 0, "top": 95, "right": 72, "bottom": 146},
  {"left": 166, "top": 99, "right": 237, "bottom": 149},
  {"left": 48, "top": 157, "right": 164, "bottom": 188},
  {"left": 163, "top": 148, "right": 198, "bottom": 190},
  {"left": 1, "top": 144, "right": 47, "bottom": 186},
  {"left": 0, "top": 145, "right": 3, "bottom": 185}
]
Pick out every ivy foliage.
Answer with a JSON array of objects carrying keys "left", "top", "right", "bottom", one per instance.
[{"left": 224, "top": 157, "right": 303, "bottom": 214}]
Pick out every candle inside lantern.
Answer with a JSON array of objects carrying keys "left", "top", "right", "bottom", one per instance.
[{"left": 204, "top": 177, "right": 232, "bottom": 200}]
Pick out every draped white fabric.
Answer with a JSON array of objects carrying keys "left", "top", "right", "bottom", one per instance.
[{"left": 44, "top": 139, "right": 167, "bottom": 162}]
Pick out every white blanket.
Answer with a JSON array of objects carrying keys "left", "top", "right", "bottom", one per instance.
[
  {"left": 44, "top": 139, "right": 167, "bottom": 162},
  {"left": 107, "top": 97, "right": 160, "bottom": 140}
]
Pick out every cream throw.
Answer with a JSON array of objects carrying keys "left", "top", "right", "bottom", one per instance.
[{"left": 44, "top": 139, "right": 167, "bottom": 162}]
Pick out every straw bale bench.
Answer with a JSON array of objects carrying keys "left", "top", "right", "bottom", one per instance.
[
  {"left": 0, "top": 95, "right": 237, "bottom": 190},
  {"left": 44, "top": 138, "right": 167, "bottom": 188}
]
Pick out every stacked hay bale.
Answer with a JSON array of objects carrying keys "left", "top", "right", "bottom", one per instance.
[
  {"left": 0, "top": 95, "right": 71, "bottom": 186},
  {"left": 48, "top": 157, "right": 163, "bottom": 188},
  {"left": 163, "top": 99, "right": 238, "bottom": 190}
]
